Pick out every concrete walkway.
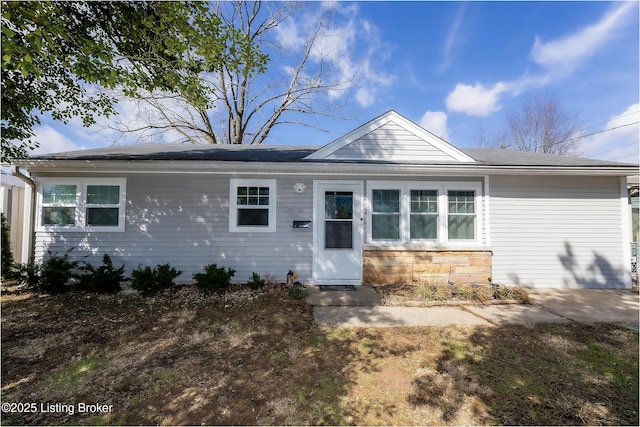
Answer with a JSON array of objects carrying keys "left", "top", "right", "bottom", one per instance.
[{"left": 309, "top": 286, "right": 640, "bottom": 330}]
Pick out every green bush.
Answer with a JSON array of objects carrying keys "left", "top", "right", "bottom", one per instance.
[
  {"left": 76, "top": 254, "right": 126, "bottom": 294},
  {"left": 1, "top": 213, "right": 14, "bottom": 277},
  {"left": 247, "top": 272, "right": 265, "bottom": 290},
  {"left": 131, "top": 263, "right": 182, "bottom": 295},
  {"left": 37, "top": 250, "right": 79, "bottom": 294},
  {"left": 12, "top": 259, "right": 41, "bottom": 289},
  {"left": 287, "top": 285, "right": 306, "bottom": 300},
  {"left": 193, "top": 263, "right": 235, "bottom": 292}
]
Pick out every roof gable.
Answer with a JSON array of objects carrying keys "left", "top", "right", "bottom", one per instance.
[{"left": 305, "top": 110, "right": 475, "bottom": 162}]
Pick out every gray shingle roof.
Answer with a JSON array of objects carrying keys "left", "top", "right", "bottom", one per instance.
[
  {"left": 460, "top": 148, "right": 635, "bottom": 167},
  {"left": 30, "top": 143, "right": 318, "bottom": 162},
  {"left": 28, "top": 143, "right": 636, "bottom": 168}
]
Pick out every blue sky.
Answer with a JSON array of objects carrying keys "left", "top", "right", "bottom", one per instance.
[{"left": 33, "top": 1, "right": 639, "bottom": 163}]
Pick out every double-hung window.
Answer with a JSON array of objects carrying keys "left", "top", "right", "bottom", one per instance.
[
  {"left": 371, "top": 189, "right": 400, "bottom": 240},
  {"left": 368, "top": 181, "right": 481, "bottom": 245},
  {"left": 448, "top": 190, "right": 475, "bottom": 240},
  {"left": 38, "top": 178, "right": 126, "bottom": 232},
  {"left": 86, "top": 185, "right": 121, "bottom": 227},
  {"left": 229, "top": 179, "right": 277, "bottom": 232},
  {"left": 42, "top": 184, "right": 77, "bottom": 226},
  {"left": 410, "top": 190, "right": 438, "bottom": 240}
]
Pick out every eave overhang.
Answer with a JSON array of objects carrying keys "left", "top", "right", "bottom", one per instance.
[{"left": 14, "top": 159, "right": 639, "bottom": 177}]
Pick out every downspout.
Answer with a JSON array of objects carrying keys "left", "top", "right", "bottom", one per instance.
[{"left": 11, "top": 166, "right": 35, "bottom": 263}]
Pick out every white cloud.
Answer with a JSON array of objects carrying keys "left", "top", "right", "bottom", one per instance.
[
  {"left": 581, "top": 103, "right": 640, "bottom": 162},
  {"left": 529, "top": 2, "right": 636, "bottom": 74},
  {"left": 419, "top": 111, "right": 449, "bottom": 140},
  {"left": 438, "top": 3, "right": 467, "bottom": 71},
  {"left": 446, "top": 2, "right": 637, "bottom": 116},
  {"left": 445, "top": 82, "right": 507, "bottom": 117},
  {"left": 513, "top": 2, "right": 636, "bottom": 94},
  {"left": 101, "top": 95, "right": 204, "bottom": 145},
  {"left": 311, "top": 19, "right": 356, "bottom": 63},
  {"left": 32, "top": 125, "right": 85, "bottom": 155},
  {"left": 284, "top": 3, "right": 395, "bottom": 107},
  {"left": 355, "top": 88, "right": 375, "bottom": 108},
  {"left": 274, "top": 19, "right": 305, "bottom": 51}
]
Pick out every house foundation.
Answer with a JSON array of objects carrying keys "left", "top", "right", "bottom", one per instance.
[{"left": 362, "top": 249, "right": 492, "bottom": 286}]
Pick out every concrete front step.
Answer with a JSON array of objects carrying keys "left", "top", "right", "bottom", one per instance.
[{"left": 305, "top": 285, "right": 382, "bottom": 306}]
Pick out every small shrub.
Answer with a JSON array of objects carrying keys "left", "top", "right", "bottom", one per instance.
[
  {"left": 510, "top": 287, "right": 530, "bottom": 304},
  {"left": 493, "top": 284, "right": 513, "bottom": 300},
  {"left": 263, "top": 274, "right": 280, "bottom": 287},
  {"left": 12, "top": 259, "right": 41, "bottom": 288},
  {"left": 76, "top": 254, "right": 126, "bottom": 294},
  {"left": 417, "top": 283, "right": 495, "bottom": 303},
  {"left": 288, "top": 285, "right": 306, "bottom": 300},
  {"left": 417, "top": 283, "right": 451, "bottom": 301},
  {"left": 247, "top": 272, "right": 265, "bottom": 290},
  {"left": 472, "top": 285, "right": 492, "bottom": 303},
  {"left": 193, "top": 264, "right": 235, "bottom": 292},
  {"left": 37, "top": 250, "right": 79, "bottom": 294},
  {"left": 131, "top": 263, "right": 182, "bottom": 295},
  {"left": 455, "top": 284, "right": 475, "bottom": 300},
  {"left": 1, "top": 213, "right": 14, "bottom": 277},
  {"left": 493, "top": 285, "right": 530, "bottom": 303}
]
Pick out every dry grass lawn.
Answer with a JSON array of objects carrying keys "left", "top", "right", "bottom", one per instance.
[{"left": 1, "top": 284, "right": 638, "bottom": 425}]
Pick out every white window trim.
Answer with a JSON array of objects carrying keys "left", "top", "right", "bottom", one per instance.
[
  {"left": 36, "top": 178, "right": 127, "bottom": 232},
  {"left": 370, "top": 188, "right": 402, "bottom": 243},
  {"left": 229, "top": 179, "right": 277, "bottom": 233},
  {"left": 367, "top": 181, "right": 483, "bottom": 247},
  {"left": 409, "top": 188, "right": 440, "bottom": 242},
  {"left": 369, "top": 183, "right": 403, "bottom": 244}
]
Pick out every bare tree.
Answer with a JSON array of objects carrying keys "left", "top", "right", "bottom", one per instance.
[
  {"left": 476, "top": 92, "right": 584, "bottom": 155},
  {"left": 111, "top": 1, "right": 353, "bottom": 145}
]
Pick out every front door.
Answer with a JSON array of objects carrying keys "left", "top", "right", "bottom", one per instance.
[{"left": 313, "top": 181, "right": 363, "bottom": 284}]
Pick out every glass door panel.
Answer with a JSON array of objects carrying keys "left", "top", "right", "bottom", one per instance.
[{"left": 325, "top": 191, "right": 353, "bottom": 249}]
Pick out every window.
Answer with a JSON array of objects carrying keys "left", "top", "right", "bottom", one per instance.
[
  {"left": 38, "top": 179, "right": 126, "bottom": 232},
  {"left": 410, "top": 189, "right": 438, "bottom": 240},
  {"left": 86, "top": 185, "right": 121, "bottom": 226},
  {"left": 229, "top": 179, "right": 276, "bottom": 232},
  {"left": 237, "top": 186, "right": 270, "bottom": 226},
  {"left": 448, "top": 190, "right": 475, "bottom": 240},
  {"left": 368, "top": 181, "right": 481, "bottom": 245},
  {"left": 372, "top": 189, "right": 400, "bottom": 240},
  {"left": 42, "top": 184, "right": 77, "bottom": 226}
]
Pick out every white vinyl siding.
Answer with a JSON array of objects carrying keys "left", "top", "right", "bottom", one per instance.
[
  {"left": 490, "top": 175, "right": 626, "bottom": 288},
  {"left": 34, "top": 174, "right": 313, "bottom": 283},
  {"left": 326, "top": 121, "right": 459, "bottom": 162}
]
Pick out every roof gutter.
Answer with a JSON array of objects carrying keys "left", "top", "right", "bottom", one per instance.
[
  {"left": 14, "top": 159, "right": 639, "bottom": 177},
  {"left": 10, "top": 166, "right": 36, "bottom": 263}
]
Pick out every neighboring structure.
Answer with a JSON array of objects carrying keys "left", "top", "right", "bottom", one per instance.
[
  {"left": 11, "top": 111, "right": 638, "bottom": 288},
  {"left": 629, "top": 175, "right": 639, "bottom": 284},
  {"left": 1, "top": 171, "right": 26, "bottom": 263}
]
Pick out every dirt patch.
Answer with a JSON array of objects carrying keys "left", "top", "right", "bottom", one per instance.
[{"left": 1, "top": 284, "right": 637, "bottom": 425}]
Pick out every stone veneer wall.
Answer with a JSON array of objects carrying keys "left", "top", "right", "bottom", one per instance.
[{"left": 363, "top": 249, "right": 492, "bottom": 286}]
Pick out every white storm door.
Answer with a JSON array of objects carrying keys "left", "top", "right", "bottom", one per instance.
[{"left": 313, "top": 181, "right": 363, "bottom": 284}]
